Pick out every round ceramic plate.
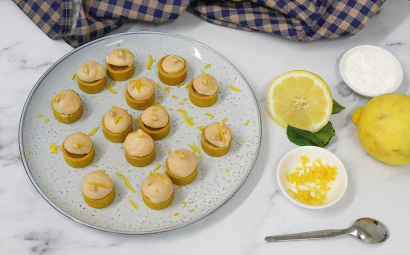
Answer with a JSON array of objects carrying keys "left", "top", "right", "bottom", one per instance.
[{"left": 19, "top": 32, "right": 262, "bottom": 234}]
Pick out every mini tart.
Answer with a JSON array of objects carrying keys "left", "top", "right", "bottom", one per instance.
[
  {"left": 106, "top": 61, "right": 135, "bottom": 81},
  {"left": 63, "top": 143, "right": 95, "bottom": 168},
  {"left": 188, "top": 79, "right": 219, "bottom": 107},
  {"left": 125, "top": 86, "right": 155, "bottom": 110},
  {"left": 201, "top": 129, "right": 231, "bottom": 157},
  {"left": 83, "top": 189, "right": 115, "bottom": 209},
  {"left": 78, "top": 76, "right": 107, "bottom": 94},
  {"left": 165, "top": 158, "right": 197, "bottom": 186},
  {"left": 102, "top": 116, "right": 133, "bottom": 143},
  {"left": 51, "top": 91, "right": 83, "bottom": 124},
  {"left": 141, "top": 186, "right": 174, "bottom": 210},
  {"left": 157, "top": 55, "right": 187, "bottom": 85},
  {"left": 140, "top": 117, "right": 170, "bottom": 140},
  {"left": 124, "top": 142, "right": 156, "bottom": 167}
]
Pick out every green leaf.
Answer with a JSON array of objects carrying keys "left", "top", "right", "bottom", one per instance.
[
  {"left": 332, "top": 100, "right": 345, "bottom": 114},
  {"left": 287, "top": 122, "right": 335, "bottom": 147}
]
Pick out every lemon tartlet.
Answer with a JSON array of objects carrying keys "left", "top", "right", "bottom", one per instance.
[
  {"left": 201, "top": 122, "right": 232, "bottom": 157},
  {"left": 81, "top": 171, "right": 115, "bottom": 209},
  {"left": 189, "top": 72, "right": 219, "bottom": 107},
  {"left": 140, "top": 106, "right": 170, "bottom": 140},
  {"left": 165, "top": 149, "right": 198, "bottom": 186},
  {"left": 125, "top": 76, "right": 155, "bottom": 110},
  {"left": 105, "top": 49, "right": 135, "bottom": 81},
  {"left": 157, "top": 54, "right": 187, "bottom": 85},
  {"left": 76, "top": 61, "right": 107, "bottom": 94},
  {"left": 62, "top": 132, "right": 95, "bottom": 168},
  {"left": 51, "top": 90, "right": 83, "bottom": 124},
  {"left": 141, "top": 172, "right": 174, "bottom": 210},
  {"left": 124, "top": 129, "right": 156, "bottom": 167},
  {"left": 102, "top": 107, "right": 133, "bottom": 143}
]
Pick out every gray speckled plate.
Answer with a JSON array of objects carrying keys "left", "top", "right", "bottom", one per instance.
[{"left": 19, "top": 32, "right": 261, "bottom": 235}]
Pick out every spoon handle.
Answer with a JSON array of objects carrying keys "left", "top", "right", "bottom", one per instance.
[{"left": 265, "top": 229, "right": 346, "bottom": 242}]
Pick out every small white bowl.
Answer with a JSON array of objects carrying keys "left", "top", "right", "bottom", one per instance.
[
  {"left": 277, "top": 146, "right": 348, "bottom": 209},
  {"left": 339, "top": 45, "right": 403, "bottom": 97}
]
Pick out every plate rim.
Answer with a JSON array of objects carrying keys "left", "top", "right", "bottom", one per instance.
[{"left": 18, "top": 31, "right": 262, "bottom": 235}]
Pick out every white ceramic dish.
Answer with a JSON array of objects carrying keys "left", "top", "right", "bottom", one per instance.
[
  {"left": 19, "top": 32, "right": 262, "bottom": 234},
  {"left": 339, "top": 45, "right": 403, "bottom": 97},
  {"left": 277, "top": 146, "right": 348, "bottom": 209}
]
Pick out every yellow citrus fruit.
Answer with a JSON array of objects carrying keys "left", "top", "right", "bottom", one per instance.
[
  {"left": 267, "top": 70, "right": 333, "bottom": 132},
  {"left": 351, "top": 93, "right": 410, "bottom": 165}
]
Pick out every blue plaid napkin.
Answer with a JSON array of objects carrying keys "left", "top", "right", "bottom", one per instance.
[{"left": 13, "top": 0, "right": 385, "bottom": 47}]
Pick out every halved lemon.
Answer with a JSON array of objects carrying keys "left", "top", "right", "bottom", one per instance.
[{"left": 267, "top": 70, "right": 332, "bottom": 132}]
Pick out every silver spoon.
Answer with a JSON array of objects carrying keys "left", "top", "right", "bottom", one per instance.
[{"left": 265, "top": 218, "right": 389, "bottom": 244}]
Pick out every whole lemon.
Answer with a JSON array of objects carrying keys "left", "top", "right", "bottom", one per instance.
[{"left": 351, "top": 93, "right": 410, "bottom": 165}]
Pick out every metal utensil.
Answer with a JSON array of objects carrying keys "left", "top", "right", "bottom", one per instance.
[{"left": 265, "top": 218, "right": 389, "bottom": 244}]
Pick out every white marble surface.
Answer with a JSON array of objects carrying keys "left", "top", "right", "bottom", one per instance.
[{"left": 1, "top": 0, "right": 409, "bottom": 254}]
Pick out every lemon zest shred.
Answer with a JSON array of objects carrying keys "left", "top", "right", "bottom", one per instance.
[
  {"left": 111, "top": 105, "right": 118, "bottom": 108},
  {"left": 151, "top": 79, "right": 162, "bottom": 90},
  {"left": 26, "top": 152, "right": 33, "bottom": 157},
  {"left": 151, "top": 108, "right": 158, "bottom": 116},
  {"left": 146, "top": 54, "right": 153, "bottom": 70},
  {"left": 229, "top": 85, "right": 240, "bottom": 91},
  {"left": 196, "top": 126, "right": 204, "bottom": 131},
  {"left": 219, "top": 119, "right": 228, "bottom": 143},
  {"left": 206, "top": 113, "right": 214, "bottom": 118},
  {"left": 242, "top": 140, "right": 247, "bottom": 143},
  {"left": 178, "top": 185, "right": 182, "bottom": 189},
  {"left": 198, "top": 154, "right": 203, "bottom": 158},
  {"left": 129, "top": 199, "right": 138, "bottom": 209},
  {"left": 190, "top": 209, "right": 194, "bottom": 212},
  {"left": 75, "top": 141, "right": 87, "bottom": 147},
  {"left": 107, "top": 81, "right": 118, "bottom": 94},
  {"left": 87, "top": 182, "right": 109, "bottom": 189},
  {"left": 226, "top": 169, "right": 230, "bottom": 173},
  {"left": 200, "top": 69, "right": 213, "bottom": 90},
  {"left": 113, "top": 115, "right": 125, "bottom": 124},
  {"left": 243, "top": 120, "right": 250, "bottom": 126},
  {"left": 88, "top": 127, "right": 99, "bottom": 136},
  {"left": 187, "top": 104, "right": 192, "bottom": 109},
  {"left": 98, "top": 169, "right": 105, "bottom": 173},
  {"left": 45, "top": 119, "right": 49, "bottom": 123},
  {"left": 115, "top": 172, "right": 136, "bottom": 193},
  {"left": 177, "top": 82, "right": 186, "bottom": 88},
  {"left": 186, "top": 83, "right": 190, "bottom": 88},
  {"left": 138, "top": 134, "right": 147, "bottom": 138},
  {"left": 178, "top": 98, "right": 188, "bottom": 105},
  {"left": 177, "top": 109, "right": 194, "bottom": 127},
  {"left": 70, "top": 74, "right": 75, "bottom": 80},
  {"left": 91, "top": 165, "right": 98, "bottom": 167},
  {"left": 130, "top": 79, "right": 146, "bottom": 93},
  {"left": 173, "top": 213, "right": 179, "bottom": 216},
  {"left": 49, "top": 143, "right": 62, "bottom": 154},
  {"left": 204, "top": 64, "right": 211, "bottom": 69},
  {"left": 150, "top": 172, "right": 170, "bottom": 185},
  {"left": 167, "top": 149, "right": 171, "bottom": 154},
  {"left": 172, "top": 95, "right": 178, "bottom": 99},
  {"left": 165, "top": 87, "right": 170, "bottom": 93},
  {"left": 37, "top": 114, "right": 42, "bottom": 118},
  {"left": 181, "top": 202, "right": 187, "bottom": 208},
  {"left": 155, "top": 102, "right": 165, "bottom": 109},
  {"left": 154, "top": 164, "right": 161, "bottom": 170}
]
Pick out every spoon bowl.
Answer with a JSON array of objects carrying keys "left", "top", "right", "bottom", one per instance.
[{"left": 265, "top": 218, "right": 389, "bottom": 244}]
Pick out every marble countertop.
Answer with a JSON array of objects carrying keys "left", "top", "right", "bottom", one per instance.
[{"left": 1, "top": 1, "right": 409, "bottom": 254}]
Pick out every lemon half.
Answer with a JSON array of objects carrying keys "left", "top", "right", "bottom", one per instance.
[{"left": 267, "top": 70, "right": 333, "bottom": 132}]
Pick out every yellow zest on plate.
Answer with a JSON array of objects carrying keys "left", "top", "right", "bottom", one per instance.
[
  {"left": 286, "top": 156, "right": 338, "bottom": 206},
  {"left": 172, "top": 95, "right": 178, "bottom": 99},
  {"left": 167, "top": 149, "right": 171, "bottom": 154},
  {"left": 44, "top": 119, "right": 49, "bottom": 123},
  {"left": 188, "top": 142, "right": 200, "bottom": 154},
  {"left": 98, "top": 169, "right": 105, "bottom": 173},
  {"left": 186, "top": 83, "right": 190, "bottom": 88},
  {"left": 173, "top": 213, "right": 179, "bottom": 216},
  {"left": 167, "top": 108, "right": 173, "bottom": 111},
  {"left": 133, "top": 117, "right": 140, "bottom": 127},
  {"left": 49, "top": 143, "right": 62, "bottom": 154},
  {"left": 111, "top": 105, "right": 118, "bottom": 108},
  {"left": 243, "top": 120, "right": 250, "bottom": 126},
  {"left": 191, "top": 201, "right": 194, "bottom": 204},
  {"left": 117, "top": 43, "right": 120, "bottom": 46},
  {"left": 107, "top": 81, "right": 117, "bottom": 94},
  {"left": 196, "top": 126, "right": 204, "bottom": 131},
  {"left": 87, "top": 182, "right": 109, "bottom": 189},
  {"left": 129, "top": 199, "right": 139, "bottom": 210},
  {"left": 146, "top": 54, "right": 153, "bottom": 70},
  {"left": 219, "top": 118, "right": 228, "bottom": 143},
  {"left": 181, "top": 202, "right": 187, "bottom": 208},
  {"left": 226, "top": 169, "right": 230, "bottom": 173},
  {"left": 150, "top": 172, "right": 170, "bottom": 185},
  {"left": 229, "top": 85, "right": 240, "bottom": 91},
  {"left": 204, "top": 64, "right": 211, "bottom": 69},
  {"left": 115, "top": 172, "right": 136, "bottom": 193},
  {"left": 151, "top": 79, "right": 162, "bottom": 90},
  {"left": 37, "top": 114, "right": 42, "bottom": 118},
  {"left": 159, "top": 95, "right": 163, "bottom": 99},
  {"left": 88, "top": 127, "right": 99, "bottom": 136},
  {"left": 177, "top": 82, "right": 185, "bottom": 88},
  {"left": 113, "top": 115, "right": 125, "bottom": 124},
  {"left": 26, "top": 152, "right": 33, "bottom": 157},
  {"left": 164, "top": 87, "right": 170, "bottom": 93},
  {"left": 200, "top": 69, "right": 213, "bottom": 90},
  {"left": 178, "top": 185, "right": 182, "bottom": 189},
  {"left": 242, "top": 140, "right": 247, "bottom": 143},
  {"left": 177, "top": 109, "right": 194, "bottom": 127},
  {"left": 75, "top": 141, "right": 87, "bottom": 147},
  {"left": 198, "top": 154, "right": 203, "bottom": 158},
  {"left": 206, "top": 113, "right": 214, "bottom": 118},
  {"left": 91, "top": 165, "right": 98, "bottom": 167},
  {"left": 187, "top": 104, "right": 192, "bottom": 109},
  {"left": 154, "top": 164, "right": 161, "bottom": 170},
  {"left": 130, "top": 79, "right": 146, "bottom": 93},
  {"left": 70, "top": 74, "right": 75, "bottom": 80},
  {"left": 190, "top": 209, "right": 194, "bottom": 212},
  {"left": 178, "top": 98, "right": 188, "bottom": 105}
]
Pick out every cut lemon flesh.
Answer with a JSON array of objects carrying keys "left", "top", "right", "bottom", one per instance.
[{"left": 267, "top": 70, "right": 332, "bottom": 132}]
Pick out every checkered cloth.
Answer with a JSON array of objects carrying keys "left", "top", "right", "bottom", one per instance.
[{"left": 13, "top": 0, "right": 385, "bottom": 48}]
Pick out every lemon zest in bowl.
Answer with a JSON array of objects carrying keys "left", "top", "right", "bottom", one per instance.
[
  {"left": 146, "top": 54, "right": 153, "bottom": 70},
  {"left": 204, "top": 64, "right": 211, "bottom": 69},
  {"left": 229, "top": 85, "right": 240, "bottom": 91},
  {"left": 115, "top": 172, "right": 136, "bottom": 193},
  {"left": 107, "top": 81, "right": 117, "bottom": 94},
  {"left": 87, "top": 182, "right": 109, "bottom": 189},
  {"left": 200, "top": 69, "right": 213, "bottom": 90},
  {"left": 88, "top": 127, "right": 99, "bottom": 136},
  {"left": 129, "top": 199, "right": 139, "bottom": 209},
  {"left": 151, "top": 79, "right": 162, "bottom": 90},
  {"left": 285, "top": 156, "right": 338, "bottom": 206},
  {"left": 181, "top": 202, "right": 187, "bottom": 208}
]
